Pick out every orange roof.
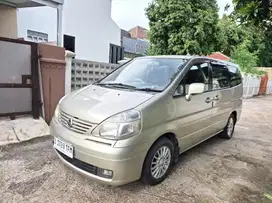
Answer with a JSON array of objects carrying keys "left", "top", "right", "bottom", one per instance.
[{"left": 208, "top": 52, "right": 231, "bottom": 61}]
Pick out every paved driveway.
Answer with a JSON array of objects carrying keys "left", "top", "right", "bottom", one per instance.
[{"left": 1, "top": 96, "right": 272, "bottom": 203}]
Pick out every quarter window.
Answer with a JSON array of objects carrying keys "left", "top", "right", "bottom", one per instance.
[
  {"left": 228, "top": 65, "right": 242, "bottom": 87},
  {"left": 211, "top": 64, "right": 230, "bottom": 90}
]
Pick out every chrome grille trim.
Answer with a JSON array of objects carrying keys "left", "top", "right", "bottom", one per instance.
[{"left": 59, "top": 110, "right": 96, "bottom": 134}]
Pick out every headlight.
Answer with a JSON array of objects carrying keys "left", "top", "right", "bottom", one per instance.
[
  {"left": 54, "top": 95, "right": 67, "bottom": 120},
  {"left": 92, "top": 110, "right": 142, "bottom": 140},
  {"left": 54, "top": 104, "right": 60, "bottom": 119}
]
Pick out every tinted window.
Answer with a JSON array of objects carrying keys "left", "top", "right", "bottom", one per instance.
[
  {"left": 211, "top": 63, "right": 230, "bottom": 90},
  {"left": 228, "top": 65, "right": 242, "bottom": 87},
  {"left": 181, "top": 62, "right": 210, "bottom": 94}
]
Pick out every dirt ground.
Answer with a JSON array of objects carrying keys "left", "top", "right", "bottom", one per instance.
[{"left": 1, "top": 96, "right": 272, "bottom": 203}]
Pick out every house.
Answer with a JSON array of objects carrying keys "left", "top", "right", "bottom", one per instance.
[
  {"left": 209, "top": 52, "right": 231, "bottom": 61},
  {"left": 0, "top": 0, "right": 122, "bottom": 63},
  {"left": 123, "top": 37, "right": 149, "bottom": 56},
  {"left": 121, "top": 29, "right": 131, "bottom": 46},
  {"left": 121, "top": 26, "right": 150, "bottom": 58},
  {"left": 129, "top": 26, "right": 148, "bottom": 39},
  {"left": 0, "top": 0, "right": 64, "bottom": 44}
]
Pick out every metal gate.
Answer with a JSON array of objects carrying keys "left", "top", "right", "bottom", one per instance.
[{"left": 0, "top": 37, "right": 40, "bottom": 119}]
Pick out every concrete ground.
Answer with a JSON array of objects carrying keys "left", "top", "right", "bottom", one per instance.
[
  {"left": 1, "top": 96, "right": 272, "bottom": 203},
  {"left": 0, "top": 116, "right": 49, "bottom": 146}
]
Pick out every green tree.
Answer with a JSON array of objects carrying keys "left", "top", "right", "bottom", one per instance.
[
  {"left": 231, "top": 41, "right": 263, "bottom": 74},
  {"left": 233, "top": 0, "right": 272, "bottom": 30},
  {"left": 217, "top": 15, "right": 245, "bottom": 56},
  {"left": 146, "top": 0, "right": 220, "bottom": 55},
  {"left": 232, "top": 0, "right": 272, "bottom": 66},
  {"left": 259, "top": 33, "right": 272, "bottom": 66},
  {"left": 218, "top": 14, "right": 265, "bottom": 65}
]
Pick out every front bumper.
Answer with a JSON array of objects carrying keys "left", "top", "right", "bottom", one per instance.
[{"left": 51, "top": 118, "right": 147, "bottom": 186}]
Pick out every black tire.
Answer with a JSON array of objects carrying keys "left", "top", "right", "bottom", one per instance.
[
  {"left": 141, "top": 137, "right": 174, "bottom": 185},
  {"left": 219, "top": 114, "right": 236, "bottom": 139}
]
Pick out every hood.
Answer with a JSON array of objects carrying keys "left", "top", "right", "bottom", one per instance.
[{"left": 60, "top": 85, "right": 154, "bottom": 124}]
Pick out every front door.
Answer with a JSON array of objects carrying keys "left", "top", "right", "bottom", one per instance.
[{"left": 173, "top": 61, "right": 216, "bottom": 152}]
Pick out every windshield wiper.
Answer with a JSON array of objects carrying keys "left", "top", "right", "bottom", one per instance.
[
  {"left": 96, "top": 83, "right": 136, "bottom": 89},
  {"left": 134, "top": 88, "right": 162, "bottom": 93}
]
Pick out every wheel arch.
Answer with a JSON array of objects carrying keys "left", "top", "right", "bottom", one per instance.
[
  {"left": 231, "top": 111, "right": 237, "bottom": 124},
  {"left": 144, "top": 132, "right": 180, "bottom": 165}
]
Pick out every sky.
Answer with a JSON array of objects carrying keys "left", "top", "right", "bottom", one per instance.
[{"left": 112, "top": 0, "right": 233, "bottom": 31}]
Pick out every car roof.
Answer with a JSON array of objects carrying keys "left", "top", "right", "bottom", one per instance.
[{"left": 139, "top": 55, "right": 239, "bottom": 67}]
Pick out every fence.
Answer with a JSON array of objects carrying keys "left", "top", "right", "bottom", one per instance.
[
  {"left": 70, "top": 58, "right": 119, "bottom": 91},
  {"left": 242, "top": 74, "right": 272, "bottom": 98},
  {"left": 267, "top": 80, "right": 272, "bottom": 95},
  {"left": 242, "top": 74, "right": 261, "bottom": 98}
]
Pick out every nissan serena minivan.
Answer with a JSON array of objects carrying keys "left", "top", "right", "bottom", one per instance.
[{"left": 51, "top": 56, "right": 243, "bottom": 186}]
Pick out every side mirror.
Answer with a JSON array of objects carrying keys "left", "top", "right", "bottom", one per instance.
[{"left": 185, "top": 83, "right": 205, "bottom": 101}]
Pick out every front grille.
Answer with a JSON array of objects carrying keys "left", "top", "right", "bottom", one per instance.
[
  {"left": 56, "top": 150, "right": 97, "bottom": 175},
  {"left": 59, "top": 110, "right": 94, "bottom": 134}
]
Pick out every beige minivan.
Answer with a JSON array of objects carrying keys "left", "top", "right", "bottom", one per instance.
[{"left": 51, "top": 56, "right": 243, "bottom": 186}]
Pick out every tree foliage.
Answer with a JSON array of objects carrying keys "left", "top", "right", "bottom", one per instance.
[
  {"left": 259, "top": 33, "right": 272, "bottom": 66},
  {"left": 218, "top": 15, "right": 265, "bottom": 64},
  {"left": 233, "top": 0, "right": 272, "bottom": 30},
  {"left": 231, "top": 41, "right": 259, "bottom": 74},
  {"left": 146, "top": 0, "right": 220, "bottom": 55},
  {"left": 145, "top": 0, "right": 272, "bottom": 71},
  {"left": 232, "top": 0, "right": 272, "bottom": 67}
]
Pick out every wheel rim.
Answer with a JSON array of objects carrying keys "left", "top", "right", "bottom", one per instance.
[
  {"left": 227, "top": 117, "right": 234, "bottom": 137},
  {"left": 151, "top": 146, "right": 171, "bottom": 179}
]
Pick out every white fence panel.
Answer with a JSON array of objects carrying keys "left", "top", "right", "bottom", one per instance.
[
  {"left": 267, "top": 80, "right": 272, "bottom": 95},
  {"left": 242, "top": 74, "right": 261, "bottom": 98}
]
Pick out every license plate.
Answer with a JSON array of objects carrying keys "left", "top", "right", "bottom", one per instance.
[{"left": 54, "top": 137, "right": 74, "bottom": 158}]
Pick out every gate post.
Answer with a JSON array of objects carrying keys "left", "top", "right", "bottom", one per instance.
[
  {"left": 65, "top": 51, "right": 76, "bottom": 94},
  {"left": 38, "top": 44, "right": 66, "bottom": 123}
]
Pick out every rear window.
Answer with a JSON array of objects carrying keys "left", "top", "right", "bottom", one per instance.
[{"left": 228, "top": 65, "right": 242, "bottom": 87}]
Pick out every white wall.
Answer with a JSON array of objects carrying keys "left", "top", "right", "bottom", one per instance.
[
  {"left": 17, "top": 7, "right": 57, "bottom": 42},
  {"left": 17, "top": 0, "right": 121, "bottom": 63},
  {"left": 62, "top": 0, "right": 121, "bottom": 62}
]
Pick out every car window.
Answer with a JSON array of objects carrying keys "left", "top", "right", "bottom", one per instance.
[
  {"left": 98, "top": 58, "right": 187, "bottom": 91},
  {"left": 228, "top": 65, "right": 242, "bottom": 87},
  {"left": 181, "top": 62, "right": 210, "bottom": 94},
  {"left": 211, "top": 63, "right": 230, "bottom": 90},
  {"left": 200, "top": 63, "right": 209, "bottom": 79}
]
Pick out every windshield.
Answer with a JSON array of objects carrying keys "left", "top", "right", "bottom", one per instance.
[{"left": 96, "top": 58, "right": 188, "bottom": 91}]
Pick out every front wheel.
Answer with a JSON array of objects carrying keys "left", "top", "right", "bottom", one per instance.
[
  {"left": 141, "top": 137, "right": 174, "bottom": 185},
  {"left": 220, "top": 114, "right": 236, "bottom": 139}
]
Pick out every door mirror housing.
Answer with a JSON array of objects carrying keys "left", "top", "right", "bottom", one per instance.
[{"left": 185, "top": 83, "right": 205, "bottom": 101}]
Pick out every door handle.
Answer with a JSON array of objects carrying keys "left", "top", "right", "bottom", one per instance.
[
  {"left": 205, "top": 97, "right": 212, "bottom": 103},
  {"left": 213, "top": 95, "right": 219, "bottom": 101}
]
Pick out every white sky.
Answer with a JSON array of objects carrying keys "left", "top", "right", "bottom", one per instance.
[{"left": 112, "top": 0, "right": 233, "bottom": 30}]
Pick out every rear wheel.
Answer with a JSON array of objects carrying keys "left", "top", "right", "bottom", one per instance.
[
  {"left": 141, "top": 138, "right": 174, "bottom": 185},
  {"left": 220, "top": 114, "right": 236, "bottom": 139}
]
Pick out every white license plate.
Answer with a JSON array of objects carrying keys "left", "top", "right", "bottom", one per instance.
[{"left": 54, "top": 137, "right": 74, "bottom": 158}]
